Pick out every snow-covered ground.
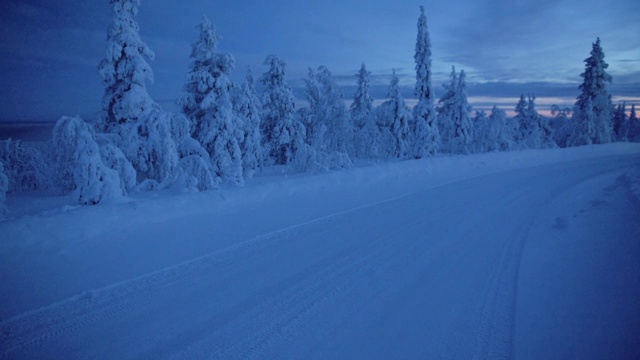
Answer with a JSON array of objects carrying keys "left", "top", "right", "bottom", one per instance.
[{"left": 1, "top": 143, "right": 639, "bottom": 359}]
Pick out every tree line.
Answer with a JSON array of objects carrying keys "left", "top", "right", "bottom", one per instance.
[{"left": 0, "top": 0, "right": 638, "bottom": 211}]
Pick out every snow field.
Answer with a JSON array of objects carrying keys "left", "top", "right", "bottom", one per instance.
[{"left": 0, "top": 143, "right": 639, "bottom": 359}]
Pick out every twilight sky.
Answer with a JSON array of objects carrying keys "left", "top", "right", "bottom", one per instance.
[{"left": 0, "top": 0, "right": 638, "bottom": 122}]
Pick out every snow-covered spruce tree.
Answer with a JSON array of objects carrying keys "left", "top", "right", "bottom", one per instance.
[
  {"left": 306, "top": 66, "right": 354, "bottom": 159},
  {"left": 0, "top": 139, "right": 50, "bottom": 193},
  {"left": 513, "top": 94, "right": 549, "bottom": 149},
  {"left": 487, "top": 106, "right": 513, "bottom": 151},
  {"left": 550, "top": 105, "right": 573, "bottom": 148},
  {"left": 302, "top": 67, "right": 325, "bottom": 151},
  {"left": 437, "top": 67, "right": 472, "bottom": 154},
  {"left": 179, "top": 16, "right": 243, "bottom": 186},
  {"left": 164, "top": 112, "right": 215, "bottom": 191},
  {"left": 0, "top": 161, "right": 8, "bottom": 216},
  {"left": 379, "top": 70, "right": 411, "bottom": 158},
  {"left": 351, "top": 62, "right": 374, "bottom": 130},
  {"left": 569, "top": 38, "right": 614, "bottom": 146},
  {"left": 612, "top": 102, "right": 628, "bottom": 141},
  {"left": 472, "top": 110, "right": 489, "bottom": 153},
  {"left": 412, "top": 5, "right": 440, "bottom": 158},
  {"left": 98, "top": 0, "right": 155, "bottom": 133},
  {"left": 355, "top": 108, "right": 384, "bottom": 159},
  {"left": 97, "top": 0, "right": 190, "bottom": 189},
  {"left": 232, "top": 67, "right": 263, "bottom": 179},
  {"left": 570, "top": 98, "right": 596, "bottom": 146},
  {"left": 99, "top": 143, "right": 136, "bottom": 194},
  {"left": 437, "top": 67, "right": 457, "bottom": 150},
  {"left": 51, "top": 116, "right": 124, "bottom": 204},
  {"left": 628, "top": 104, "right": 640, "bottom": 142},
  {"left": 179, "top": 15, "right": 220, "bottom": 135},
  {"left": 260, "top": 55, "right": 306, "bottom": 166}
]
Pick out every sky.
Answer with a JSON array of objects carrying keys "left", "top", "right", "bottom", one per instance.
[{"left": 0, "top": 0, "right": 638, "bottom": 122}]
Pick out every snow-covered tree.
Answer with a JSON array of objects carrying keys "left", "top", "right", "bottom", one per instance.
[
  {"left": 351, "top": 63, "right": 374, "bottom": 130},
  {"left": 569, "top": 98, "right": 596, "bottom": 146},
  {"left": 379, "top": 70, "right": 411, "bottom": 158},
  {"left": 302, "top": 68, "right": 324, "bottom": 150},
  {"left": 438, "top": 67, "right": 472, "bottom": 154},
  {"left": 628, "top": 104, "right": 640, "bottom": 142},
  {"left": 487, "top": 106, "right": 513, "bottom": 151},
  {"left": 118, "top": 109, "right": 180, "bottom": 187},
  {"left": 233, "top": 67, "right": 263, "bottom": 179},
  {"left": 0, "top": 161, "right": 8, "bottom": 216},
  {"left": 412, "top": 5, "right": 439, "bottom": 158},
  {"left": 550, "top": 105, "right": 573, "bottom": 148},
  {"left": 355, "top": 112, "right": 384, "bottom": 159},
  {"left": 614, "top": 103, "right": 639, "bottom": 143},
  {"left": 0, "top": 139, "right": 50, "bottom": 193},
  {"left": 170, "top": 109, "right": 217, "bottom": 191},
  {"left": 51, "top": 116, "right": 125, "bottom": 205},
  {"left": 99, "top": 143, "right": 136, "bottom": 194},
  {"left": 472, "top": 110, "right": 489, "bottom": 153},
  {"left": 437, "top": 67, "right": 458, "bottom": 144},
  {"left": 305, "top": 66, "right": 354, "bottom": 157},
  {"left": 96, "top": 0, "right": 194, "bottom": 190},
  {"left": 179, "top": 15, "right": 220, "bottom": 134},
  {"left": 98, "top": 0, "right": 156, "bottom": 133},
  {"left": 612, "top": 103, "right": 628, "bottom": 141},
  {"left": 570, "top": 38, "right": 614, "bottom": 146},
  {"left": 261, "top": 55, "right": 306, "bottom": 166},
  {"left": 514, "top": 95, "right": 551, "bottom": 149},
  {"left": 180, "top": 16, "right": 243, "bottom": 186}
]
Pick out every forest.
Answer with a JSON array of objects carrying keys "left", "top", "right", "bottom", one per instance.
[{"left": 0, "top": 1, "right": 638, "bottom": 212}]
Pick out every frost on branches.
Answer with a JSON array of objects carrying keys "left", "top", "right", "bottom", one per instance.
[
  {"left": 550, "top": 105, "right": 573, "bottom": 148},
  {"left": 261, "top": 55, "right": 307, "bottom": 167},
  {"left": 437, "top": 67, "right": 472, "bottom": 154},
  {"left": 570, "top": 38, "right": 613, "bottom": 146},
  {"left": 412, "top": 5, "right": 439, "bottom": 158},
  {"left": 119, "top": 109, "right": 182, "bottom": 187},
  {"left": 0, "top": 139, "right": 50, "bottom": 193},
  {"left": 180, "top": 16, "right": 243, "bottom": 186},
  {"left": 613, "top": 103, "right": 640, "bottom": 143},
  {"left": 380, "top": 70, "right": 411, "bottom": 158},
  {"left": 351, "top": 63, "right": 374, "bottom": 130},
  {"left": 628, "top": 105, "right": 640, "bottom": 142},
  {"left": 302, "top": 66, "right": 354, "bottom": 168},
  {"left": 0, "top": 161, "right": 8, "bottom": 216},
  {"left": 513, "top": 95, "right": 551, "bottom": 149},
  {"left": 51, "top": 116, "right": 125, "bottom": 205},
  {"left": 232, "top": 67, "right": 263, "bottom": 179},
  {"left": 98, "top": 0, "right": 155, "bottom": 133}
]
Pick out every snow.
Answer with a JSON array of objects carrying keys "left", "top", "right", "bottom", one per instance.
[{"left": 1, "top": 143, "right": 639, "bottom": 359}]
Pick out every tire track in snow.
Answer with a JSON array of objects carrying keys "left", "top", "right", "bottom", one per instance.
[
  {"left": 0, "top": 187, "right": 437, "bottom": 359},
  {"left": 2, "top": 156, "right": 638, "bottom": 359},
  {"left": 161, "top": 202, "right": 427, "bottom": 359},
  {"left": 468, "top": 167, "right": 635, "bottom": 360}
]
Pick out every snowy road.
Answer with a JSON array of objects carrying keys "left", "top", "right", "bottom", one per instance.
[{"left": 1, "top": 150, "right": 639, "bottom": 359}]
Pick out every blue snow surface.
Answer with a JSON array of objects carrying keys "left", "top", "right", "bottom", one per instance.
[{"left": 1, "top": 141, "right": 639, "bottom": 359}]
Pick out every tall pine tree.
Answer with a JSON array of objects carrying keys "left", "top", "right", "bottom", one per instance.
[
  {"left": 98, "top": 0, "right": 156, "bottom": 132},
  {"left": 260, "top": 55, "right": 306, "bottom": 166},
  {"left": 438, "top": 67, "right": 472, "bottom": 154},
  {"left": 628, "top": 104, "right": 640, "bottom": 142},
  {"left": 180, "top": 16, "right": 243, "bottom": 186},
  {"left": 612, "top": 102, "right": 627, "bottom": 141},
  {"left": 351, "top": 63, "right": 374, "bottom": 131},
  {"left": 569, "top": 38, "right": 613, "bottom": 146},
  {"left": 381, "top": 70, "right": 412, "bottom": 158},
  {"left": 412, "top": 5, "right": 439, "bottom": 158},
  {"left": 233, "top": 67, "right": 263, "bottom": 179}
]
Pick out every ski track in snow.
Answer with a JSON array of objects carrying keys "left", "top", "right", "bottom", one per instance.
[{"left": 1, "top": 152, "right": 639, "bottom": 359}]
